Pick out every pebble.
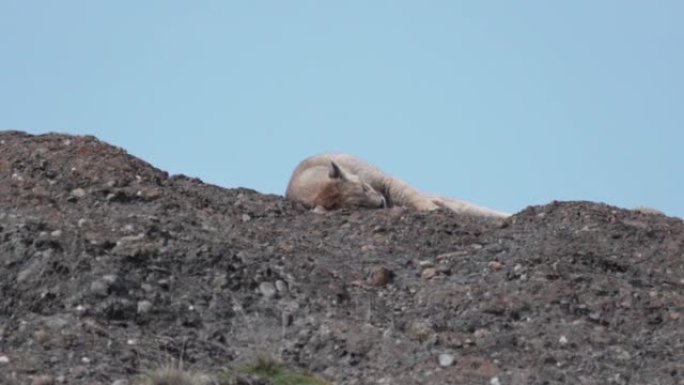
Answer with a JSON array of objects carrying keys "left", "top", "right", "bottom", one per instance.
[
  {"left": 436, "top": 264, "right": 451, "bottom": 275},
  {"left": 488, "top": 261, "right": 504, "bottom": 271},
  {"left": 408, "top": 320, "right": 434, "bottom": 340},
  {"left": 102, "top": 275, "right": 118, "bottom": 284},
  {"left": 275, "top": 279, "right": 288, "bottom": 292},
  {"left": 141, "top": 284, "right": 154, "bottom": 293},
  {"left": 137, "top": 300, "right": 153, "bottom": 314},
  {"left": 490, "top": 376, "right": 501, "bottom": 385},
  {"left": 615, "top": 346, "right": 631, "bottom": 360},
  {"left": 34, "top": 329, "right": 50, "bottom": 344},
  {"left": 116, "top": 234, "right": 144, "bottom": 245},
  {"left": 369, "top": 266, "right": 393, "bottom": 287},
  {"left": 112, "top": 380, "right": 130, "bottom": 385},
  {"left": 70, "top": 188, "right": 86, "bottom": 198},
  {"left": 31, "top": 375, "right": 54, "bottom": 385},
  {"left": 421, "top": 268, "right": 437, "bottom": 280},
  {"left": 259, "top": 282, "right": 277, "bottom": 298},
  {"left": 436, "top": 250, "right": 468, "bottom": 260},
  {"left": 17, "top": 261, "right": 40, "bottom": 283},
  {"left": 0, "top": 355, "right": 9, "bottom": 364},
  {"left": 212, "top": 274, "right": 229, "bottom": 289},
  {"left": 438, "top": 353, "right": 455, "bottom": 367},
  {"left": 474, "top": 328, "right": 489, "bottom": 339},
  {"left": 559, "top": 335, "right": 568, "bottom": 345},
  {"left": 42, "top": 315, "right": 69, "bottom": 331},
  {"left": 90, "top": 280, "right": 109, "bottom": 297}
]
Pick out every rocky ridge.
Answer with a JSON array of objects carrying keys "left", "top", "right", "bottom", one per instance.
[{"left": 1, "top": 131, "right": 683, "bottom": 385}]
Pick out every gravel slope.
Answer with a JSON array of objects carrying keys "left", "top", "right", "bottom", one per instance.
[{"left": 1, "top": 131, "right": 683, "bottom": 385}]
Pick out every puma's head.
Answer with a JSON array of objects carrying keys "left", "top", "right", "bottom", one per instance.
[{"left": 312, "top": 161, "right": 387, "bottom": 210}]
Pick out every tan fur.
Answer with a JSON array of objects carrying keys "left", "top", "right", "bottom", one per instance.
[
  {"left": 286, "top": 153, "right": 509, "bottom": 218},
  {"left": 312, "top": 180, "right": 384, "bottom": 210},
  {"left": 431, "top": 195, "right": 511, "bottom": 218},
  {"left": 286, "top": 155, "right": 386, "bottom": 211},
  {"left": 632, "top": 206, "right": 664, "bottom": 215},
  {"left": 312, "top": 182, "right": 345, "bottom": 210}
]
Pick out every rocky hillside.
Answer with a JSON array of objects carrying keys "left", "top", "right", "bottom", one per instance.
[{"left": 1, "top": 131, "right": 683, "bottom": 385}]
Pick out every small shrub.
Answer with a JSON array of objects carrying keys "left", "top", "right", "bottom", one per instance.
[{"left": 240, "top": 357, "right": 329, "bottom": 385}]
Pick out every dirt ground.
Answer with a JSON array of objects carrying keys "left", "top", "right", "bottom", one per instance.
[{"left": 1, "top": 131, "right": 683, "bottom": 385}]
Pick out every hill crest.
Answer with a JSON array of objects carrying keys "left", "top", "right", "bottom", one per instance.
[{"left": 1, "top": 131, "right": 683, "bottom": 384}]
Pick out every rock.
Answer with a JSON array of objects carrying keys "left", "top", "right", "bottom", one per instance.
[
  {"left": 473, "top": 328, "right": 489, "bottom": 339},
  {"left": 137, "top": 300, "right": 153, "bottom": 314},
  {"left": 421, "top": 268, "right": 437, "bottom": 280},
  {"left": 102, "top": 274, "right": 118, "bottom": 284},
  {"left": 90, "top": 280, "right": 110, "bottom": 297},
  {"left": 259, "top": 282, "right": 277, "bottom": 298},
  {"left": 418, "top": 260, "right": 434, "bottom": 268},
  {"left": 31, "top": 375, "right": 54, "bottom": 385},
  {"left": 369, "top": 266, "right": 393, "bottom": 287},
  {"left": 41, "top": 315, "right": 70, "bottom": 331},
  {"left": 436, "top": 250, "right": 469, "bottom": 260},
  {"left": 438, "top": 353, "right": 455, "bottom": 367},
  {"left": 1, "top": 132, "right": 684, "bottom": 385},
  {"left": 141, "top": 283, "right": 154, "bottom": 293},
  {"left": 275, "top": 279, "right": 288, "bottom": 292},
  {"left": 17, "top": 260, "right": 41, "bottom": 283},
  {"left": 435, "top": 264, "right": 451, "bottom": 275},
  {"left": 34, "top": 329, "right": 50, "bottom": 344},
  {"left": 408, "top": 320, "right": 434, "bottom": 340},
  {"left": 71, "top": 188, "right": 86, "bottom": 198}
]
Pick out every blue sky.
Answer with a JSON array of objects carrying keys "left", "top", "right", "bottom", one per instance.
[{"left": 1, "top": 1, "right": 682, "bottom": 217}]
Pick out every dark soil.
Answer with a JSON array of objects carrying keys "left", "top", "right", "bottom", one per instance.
[{"left": 1, "top": 131, "right": 683, "bottom": 385}]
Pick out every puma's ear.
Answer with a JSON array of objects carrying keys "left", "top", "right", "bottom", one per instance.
[{"left": 329, "top": 161, "right": 346, "bottom": 180}]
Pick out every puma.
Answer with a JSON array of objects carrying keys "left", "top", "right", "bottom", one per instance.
[{"left": 286, "top": 153, "right": 509, "bottom": 218}]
